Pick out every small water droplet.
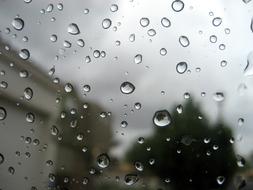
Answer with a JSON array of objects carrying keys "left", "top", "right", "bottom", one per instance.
[
  {"left": 84, "top": 8, "right": 89, "bottom": 14},
  {"left": 236, "top": 155, "right": 246, "bottom": 167},
  {"left": 140, "top": 17, "right": 150, "bottom": 27},
  {"left": 46, "top": 4, "right": 54, "bottom": 13},
  {"left": 135, "top": 162, "right": 144, "bottom": 171},
  {"left": 120, "top": 82, "right": 135, "bottom": 94},
  {"left": 67, "top": 23, "right": 80, "bottom": 35},
  {"left": 217, "top": 176, "right": 225, "bottom": 185},
  {"left": 153, "top": 110, "right": 172, "bottom": 127},
  {"left": 129, "top": 33, "right": 135, "bottom": 42},
  {"left": 0, "top": 153, "right": 4, "bottom": 164},
  {"left": 213, "top": 92, "right": 224, "bottom": 102},
  {"left": 64, "top": 83, "right": 73, "bottom": 93},
  {"left": 147, "top": 29, "right": 156, "bottom": 36},
  {"left": 77, "top": 39, "right": 85, "bottom": 47},
  {"left": 19, "top": 49, "right": 30, "bottom": 60},
  {"left": 134, "top": 54, "right": 142, "bottom": 64},
  {"left": 121, "top": 121, "right": 128, "bottom": 128},
  {"left": 134, "top": 102, "right": 141, "bottom": 110},
  {"left": 243, "top": 0, "right": 252, "bottom": 4},
  {"left": 24, "top": 0, "right": 32, "bottom": 3},
  {"left": 161, "top": 17, "right": 171, "bottom": 27},
  {"left": 244, "top": 51, "right": 253, "bottom": 76},
  {"left": 212, "top": 17, "right": 222, "bottom": 27},
  {"left": 209, "top": 35, "right": 217, "bottom": 43},
  {"left": 97, "top": 153, "right": 110, "bottom": 168},
  {"left": 124, "top": 174, "right": 139, "bottom": 185},
  {"left": 51, "top": 125, "right": 59, "bottom": 136},
  {"left": 50, "top": 34, "right": 57, "bottom": 42},
  {"left": 160, "top": 48, "right": 167, "bottom": 56},
  {"left": 0, "top": 81, "right": 8, "bottom": 89},
  {"left": 176, "top": 62, "right": 188, "bottom": 74},
  {"left": 26, "top": 112, "right": 35, "bottom": 123},
  {"left": 179, "top": 36, "right": 190, "bottom": 47},
  {"left": 110, "top": 4, "right": 118, "bottom": 12},
  {"left": 220, "top": 60, "right": 227, "bottom": 67},
  {"left": 102, "top": 18, "right": 112, "bottom": 29},
  {"left": 12, "top": 18, "right": 24, "bottom": 31},
  {"left": 8, "top": 166, "right": 15, "bottom": 175},
  {"left": 57, "top": 3, "right": 63, "bottom": 11},
  {"left": 171, "top": 0, "right": 184, "bottom": 12},
  {"left": 24, "top": 87, "right": 33, "bottom": 100},
  {"left": 138, "top": 137, "right": 144, "bottom": 144},
  {"left": 176, "top": 104, "right": 183, "bottom": 114}
]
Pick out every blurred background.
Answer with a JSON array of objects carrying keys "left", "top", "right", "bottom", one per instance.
[{"left": 0, "top": 0, "right": 253, "bottom": 189}]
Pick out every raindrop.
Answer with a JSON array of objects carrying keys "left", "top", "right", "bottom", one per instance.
[
  {"left": 67, "top": 23, "right": 80, "bottom": 35},
  {"left": 93, "top": 50, "right": 100, "bottom": 58},
  {"left": 19, "top": 49, "right": 30, "bottom": 60},
  {"left": 124, "top": 174, "right": 139, "bottom": 185},
  {"left": 110, "top": 4, "right": 118, "bottom": 12},
  {"left": 77, "top": 39, "right": 85, "bottom": 47},
  {"left": 220, "top": 60, "right": 227, "bottom": 67},
  {"left": 46, "top": 4, "right": 54, "bottom": 13},
  {"left": 217, "top": 176, "right": 225, "bottom": 185},
  {"left": 102, "top": 18, "right": 112, "bottom": 29},
  {"left": 63, "top": 40, "right": 71, "bottom": 48},
  {"left": 251, "top": 18, "right": 253, "bottom": 33},
  {"left": 212, "top": 17, "right": 222, "bottom": 27},
  {"left": 134, "top": 102, "right": 141, "bottom": 110},
  {"left": 57, "top": 3, "right": 63, "bottom": 11},
  {"left": 209, "top": 35, "right": 217, "bottom": 43},
  {"left": 26, "top": 112, "right": 35, "bottom": 123},
  {"left": 0, "top": 81, "right": 8, "bottom": 89},
  {"left": 24, "top": 87, "right": 33, "bottom": 100},
  {"left": 85, "top": 56, "right": 91, "bottom": 63},
  {"left": 83, "top": 85, "right": 91, "bottom": 92},
  {"left": 12, "top": 18, "right": 24, "bottom": 31},
  {"left": 176, "top": 104, "right": 183, "bottom": 114},
  {"left": 243, "top": 0, "right": 252, "bottom": 3},
  {"left": 0, "top": 153, "right": 4, "bottom": 164},
  {"left": 135, "top": 162, "right": 144, "bottom": 171},
  {"left": 236, "top": 155, "right": 246, "bottom": 167},
  {"left": 50, "top": 34, "right": 57, "bottom": 42},
  {"left": 134, "top": 54, "right": 142, "bottom": 64},
  {"left": 8, "top": 167, "right": 15, "bottom": 175},
  {"left": 171, "top": 0, "right": 184, "bottom": 12},
  {"left": 97, "top": 153, "right": 110, "bottom": 168},
  {"left": 64, "top": 83, "right": 73, "bottom": 93},
  {"left": 51, "top": 125, "right": 59, "bottom": 136},
  {"left": 140, "top": 17, "right": 150, "bottom": 27},
  {"left": 238, "top": 118, "right": 244, "bottom": 127},
  {"left": 24, "top": 0, "right": 32, "bottom": 3},
  {"left": 219, "top": 44, "right": 226, "bottom": 50},
  {"left": 153, "top": 110, "right": 172, "bottom": 127},
  {"left": 161, "top": 17, "right": 171, "bottom": 27},
  {"left": 179, "top": 36, "right": 190, "bottom": 47},
  {"left": 120, "top": 82, "right": 135, "bottom": 94},
  {"left": 244, "top": 51, "right": 253, "bottom": 76},
  {"left": 129, "top": 34, "right": 135, "bottom": 42},
  {"left": 138, "top": 137, "right": 144, "bottom": 144},
  {"left": 82, "top": 177, "right": 89, "bottom": 185},
  {"left": 147, "top": 29, "right": 156, "bottom": 36},
  {"left": 176, "top": 62, "right": 188, "bottom": 74},
  {"left": 121, "top": 121, "right": 128, "bottom": 128},
  {"left": 213, "top": 92, "right": 224, "bottom": 102},
  {"left": 84, "top": 8, "right": 89, "bottom": 14},
  {"left": 160, "top": 48, "right": 167, "bottom": 56}
]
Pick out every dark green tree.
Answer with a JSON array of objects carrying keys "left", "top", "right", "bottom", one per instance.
[{"left": 126, "top": 100, "right": 237, "bottom": 190}]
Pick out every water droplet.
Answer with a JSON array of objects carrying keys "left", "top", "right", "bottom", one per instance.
[
  {"left": 243, "top": 0, "right": 252, "bottom": 4},
  {"left": 67, "top": 23, "right": 80, "bottom": 35},
  {"left": 8, "top": 166, "right": 15, "bottom": 175},
  {"left": 46, "top": 4, "right": 54, "bottom": 13},
  {"left": 12, "top": 18, "right": 24, "bottom": 31},
  {"left": 120, "top": 82, "right": 135, "bottom": 94},
  {"left": 0, "top": 107, "right": 7, "bottom": 121},
  {"left": 77, "top": 39, "right": 85, "bottom": 47},
  {"left": 236, "top": 155, "right": 246, "bottom": 167},
  {"left": 51, "top": 125, "right": 59, "bottom": 136},
  {"left": 140, "top": 17, "right": 150, "bottom": 27},
  {"left": 82, "top": 177, "right": 89, "bottom": 185},
  {"left": 147, "top": 29, "right": 156, "bottom": 36},
  {"left": 134, "top": 54, "right": 142, "bottom": 64},
  {"left": 138, "top": 137, "right": 144, "bottom": 144},
  {"left": 179, "top": 36, "right": 190, "bottom": 47},
  {"left": 153, "top": 110, "right": 172, "bottom": 127},
  {"left": 149, "top": 158, "right": 155, "bottom": 165},
  {"left": 135, "top": 162, "right": 144, "bottom": 171},
  {"left": 24, "top": 0, "right": 32, "bottom": 3},
  {"left": 171, "top": 0, "right": 184, "bottom": 12},
  {"left": 161, "top": 17, "right": 171, "bottom": 27},
  {"left": 124, "top": 174, "right": 139, "bottom": 185},
  {"left": 24, "top": 87, "right": 33, "bottom": 100},
  {"left": 63, "top": 40, "right": 71, "bottom": 48},
  {"left": 102, "top": 18, "right": 112, "bottom": 29},
  {"left": 209, "top": 35, "right": 217, "bottom": 43},
  {"left": 176, "top": 62, "right": 188, "bottom": 74},
  {"left": 212, "top": 17, "right": 222, "bottom": 27},
  {"left": 26, "top": 112, "right": 35, "bottom": 123},
  {"left": 219, "top": 44, "right": 226, "bottom": 50},
  {"left": 84, "top": 8, "right": 89, "bottom": 14},
  {"left": 19, "top": 70, "right": 28, "bottom": 78},
  {"left": 238, "top": 83, "right": 247, "bottom": 95},
  {"left": 64, "top": 83, "right": 73, "bottom": 93},
  {"left": 213, "top": 92, "right": 224, "bottom": 102},
  {"left": 19, "top": 49, "right": 30, "bottom": 60},
  {"left": 134, "top": 102, "right": 141, "bottom": 110},
  {"left": 110, "top": 4, "right": 118, "bottom": 12},
  {"left": 220, "top": 60, "right": 227, "bottom": 67},
  {"left": 176, "top": 104, "right": 183, "bottom": 114},
  {"left": 0, "top": 81, "right": 8, "bottom": 89},
  {"left": 129, "top": 34, "right": 135, "bottom": 42},
  {"left": 50, "top": 34, "right": 57, "bottom": 42},
  {"left": 0, "top": 153, "right": 4, "bottom": 164},
  {"left": 217, "top": 176, "right": 225, "bottom": 185},
  {"left": 160, "top": 48, "right": 167, "bottom": 56},
  {"left": 121, "top": 121, "right": 128, "bottom": 128},
  {"left": 97, "top": 153, "right": 110, "bottom": 168},
  {"left": 93, "top": 50, "right": 100, "bottom": 58},
  {"left": 238, "top": 118, "right": 244, "bottom": 127},
  {"left": 57, "top": 3, "right": 63, "bottom": 11},
  {"left": 85, "top": 56, "right": 91, "bottom": 63},
  {"left": 244, "top": 51, "right": 253, "bottom": 76}
]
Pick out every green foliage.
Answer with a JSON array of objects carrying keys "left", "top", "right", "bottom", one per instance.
[{"left": 126, "top": 100, "right": 237, "bottom": 190}]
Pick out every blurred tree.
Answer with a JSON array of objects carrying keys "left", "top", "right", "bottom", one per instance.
[{"left": 126, "top": 100, "right": 237, "bottom": 190}]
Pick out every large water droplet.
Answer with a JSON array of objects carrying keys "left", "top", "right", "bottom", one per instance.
[
  {"left": 124, "top": 174, "right": 139, "bottom": 185},
  {"left": 24, "top": 87, "right": 33, "bottom": 100},
  {"left": 19, "top": 49, "right": 30, "bottom": 60},
  {"left": 67, "top": 23, "right": 80, "bottom": 35},
  {"left": 140, "top": 17, "right": 150, "bottom": 27},
  {"left": 0, "top": 107, "right": 7, "bottom": 120},
  {"left": 97, "top": 153, "right": 110, "bottom": 168},
  {"left": 153, "top": 110, "right": 172, "bottom": 127},
  {"left": 171, "top": 0, "right": 184, "bottom": 12},
  {"left": 102, "top": 18, "right": 112, "bottom": 29},
  {"left": 244, "top": 51, "right": 253, "bottom": 76},
  {"left": 46, "top": 4, "right": 54, "bottom": 13},
  {"left": 134, "top": 54, "right": 142, "bottom": 64},
  {"left": 12, "top": 18, "right": 24, "bottom": 31},
  {"left": 212, "top": 17, "right": 222, "bottom": 27},
  {"left": 176, "top": 62, "right": 188, "bottom": 74},
  {"left": 120, "top": 82, "right": 135, "bottom": 94},
  {"left": 161, "top": 17, "right": 171, "bottom": 27},
  {"left": 179, "top": 36, "right": 190, "bottom": 47}
]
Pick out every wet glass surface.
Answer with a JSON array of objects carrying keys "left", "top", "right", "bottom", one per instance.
[{"left": 0, "top": 0, "right": 253, "bottom": 189}]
